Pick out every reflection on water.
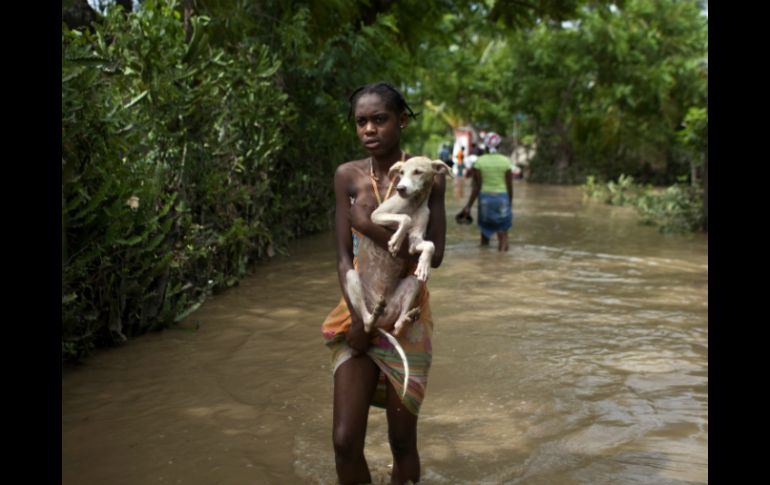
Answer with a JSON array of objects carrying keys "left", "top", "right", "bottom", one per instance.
[{"left": 62, "top": 178, "right": 707, "bottom": 484}]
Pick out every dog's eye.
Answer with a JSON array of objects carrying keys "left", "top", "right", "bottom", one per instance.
[
  {"left": 413, "top": 170, "right": 422, "bottom": 175},
  {"left": 399, "top": 170, "right": 404, "bottom": 175}
]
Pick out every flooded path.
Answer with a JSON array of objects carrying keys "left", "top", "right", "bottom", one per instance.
[{"left": 62, "top": 179, "right": 707, "bottom": 484}]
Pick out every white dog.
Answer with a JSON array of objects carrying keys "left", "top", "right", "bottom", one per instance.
[{"left": 345, "top": 157, "right": 452, "bottom": 396}]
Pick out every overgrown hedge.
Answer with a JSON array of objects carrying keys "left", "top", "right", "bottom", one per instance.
[
  {"left": 61, "top": 1, "right": 351, "bottom": 360},
  {"left": 582, "top": 174, "right": 705, "bottom": 233}
]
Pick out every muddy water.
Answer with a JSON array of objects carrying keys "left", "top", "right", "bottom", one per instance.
[{"left": 62, "top": 179, "right": 707, "bottom": 484}]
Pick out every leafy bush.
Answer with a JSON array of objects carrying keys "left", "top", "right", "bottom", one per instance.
[
  {"left": 62, "top": 1, "right": 292, "bottom": 360},
  {"left": 582, "top": 174, "right": 705, "bottom": 233},
  {"left": 635, "top": 180, "right": 705, "bottom": 233}
]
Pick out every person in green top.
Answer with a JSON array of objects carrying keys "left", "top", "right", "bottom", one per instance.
[{"left": 460, "top": 140, "right": 513, "bottom": 251}]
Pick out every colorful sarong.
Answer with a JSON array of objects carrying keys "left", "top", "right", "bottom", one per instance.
[
  {"left": 478, "top": 192, "right": 512, "bottom": 239},
  {"left": 321, "top": 263, "right": 433, "bottom": 416}
]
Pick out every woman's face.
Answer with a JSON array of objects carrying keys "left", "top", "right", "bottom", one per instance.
[{"left": 353, "top": 93, "right": 406, "bottom": 157}]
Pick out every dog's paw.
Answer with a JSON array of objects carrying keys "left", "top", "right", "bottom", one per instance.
[
  {"left": 406, "top": 307, "right": 420, "bottom": 323},
  {"left": 415, "top": 263, "right": 431, "bottom": 282},
  {"left": 388, "top": 238, "right": 402, "bottom": 257},
  {"left": 393, "top": 308, "right": 420, "bottom": 337},
  {"left": 370, "top": 296, "right": 386, "bottom": 322}
]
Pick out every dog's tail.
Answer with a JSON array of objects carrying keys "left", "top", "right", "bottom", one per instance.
[{"left": 377, "top": 328, "right": 410, "bottom": 400}]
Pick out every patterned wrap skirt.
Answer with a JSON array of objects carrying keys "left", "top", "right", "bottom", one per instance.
[{"left": 321, "top": 258, "right": 433, "bottom": 416}]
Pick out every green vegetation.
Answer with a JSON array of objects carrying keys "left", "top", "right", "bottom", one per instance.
[
  {"left": 583, "top": 175, "right": 705, "bottom": 233},
  {"left": 62, "top": 0, "right": 707, "bottom": 360},
  {"left": 62, "top": 2, "right": 293, "bottom": 359}
]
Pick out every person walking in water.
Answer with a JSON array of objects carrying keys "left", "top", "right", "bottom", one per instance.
[
  {"left": 460, "top": 135, "right": 513, "bottom": 251},
  {"left": 321, "top": 81, "right": 447, "bottom": 484}
]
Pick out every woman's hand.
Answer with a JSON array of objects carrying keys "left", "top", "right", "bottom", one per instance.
[{"left": 346, "top": 316, "right": 371, "bottom": 356}]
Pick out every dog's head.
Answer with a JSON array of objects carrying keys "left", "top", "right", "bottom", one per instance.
[{"left": 388, "top": 156, "right": 453, "bottom": 199}]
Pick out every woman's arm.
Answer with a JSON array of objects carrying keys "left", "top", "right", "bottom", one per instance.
[
  {"left": 464, "top": 168, "right": 482, "bottom": 212},
  {"left": 333, "top": 165, "right": 371, "bottom": 354},
  {"left": 426, "top": 173, "right": 447, "bottom": 268},
  {"left": 505, "top": 169, "right": 513, "bottom": 204},
  {"left": 334, "top": 166, "right": 355, "bottom": 287}
]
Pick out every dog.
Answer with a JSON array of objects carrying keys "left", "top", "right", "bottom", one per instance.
[{"left": 345, "top": 156, "right": 452, "bottom": 397}]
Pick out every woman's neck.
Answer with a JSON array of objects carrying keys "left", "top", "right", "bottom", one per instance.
[{"left": 371, "top": 148, "right": 404, "bottom": 179}]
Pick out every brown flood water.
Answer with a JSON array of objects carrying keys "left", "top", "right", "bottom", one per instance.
[{"left": 62, "top": 179, "right": 707, "bottom": 484}]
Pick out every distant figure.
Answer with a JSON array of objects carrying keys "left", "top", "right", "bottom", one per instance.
[
  {"left": 484, "top": 132, "right": 502, "bottom": 154},
  {"left": 455, "top": 146, "right": 465, "bottom": 177},
  {"left": 439, "top": 143, "right": 454, "bottom": 168},
  {"left": 460, "top": 138, "right": 513, "bottom": 251}
]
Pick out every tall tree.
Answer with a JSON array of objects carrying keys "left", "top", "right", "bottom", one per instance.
[{"left": 499, "top": 0, "right": 707, "bottom": 183}]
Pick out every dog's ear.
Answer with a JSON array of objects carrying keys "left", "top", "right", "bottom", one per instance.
[
  {"left": 388, "top": 162, "right": 405, "bottom": 178},
  {"left": 432, "top": 160, "right": 454, "bottom": 178}
]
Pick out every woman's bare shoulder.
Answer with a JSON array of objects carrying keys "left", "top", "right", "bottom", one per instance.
[{"left": 335, "top": 158, "right": 369, "bottom": 180}]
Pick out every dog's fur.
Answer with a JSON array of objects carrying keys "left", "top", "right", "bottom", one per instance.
[{"left": 345, "top": 157, "right": 453, "bottom": 338}]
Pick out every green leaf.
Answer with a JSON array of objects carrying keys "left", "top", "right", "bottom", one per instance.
[
  {"left": 174, "top": 300, "right": 203, "bottom": 323},
  {"left": 122, "top": 90, "right": 149, "bottom": 110},
  {"left": 69, "top": 179, "right": 113, "bottom": 222},
  {"left": 114, "top": 235, "right": 144, "bottom": 246}
]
